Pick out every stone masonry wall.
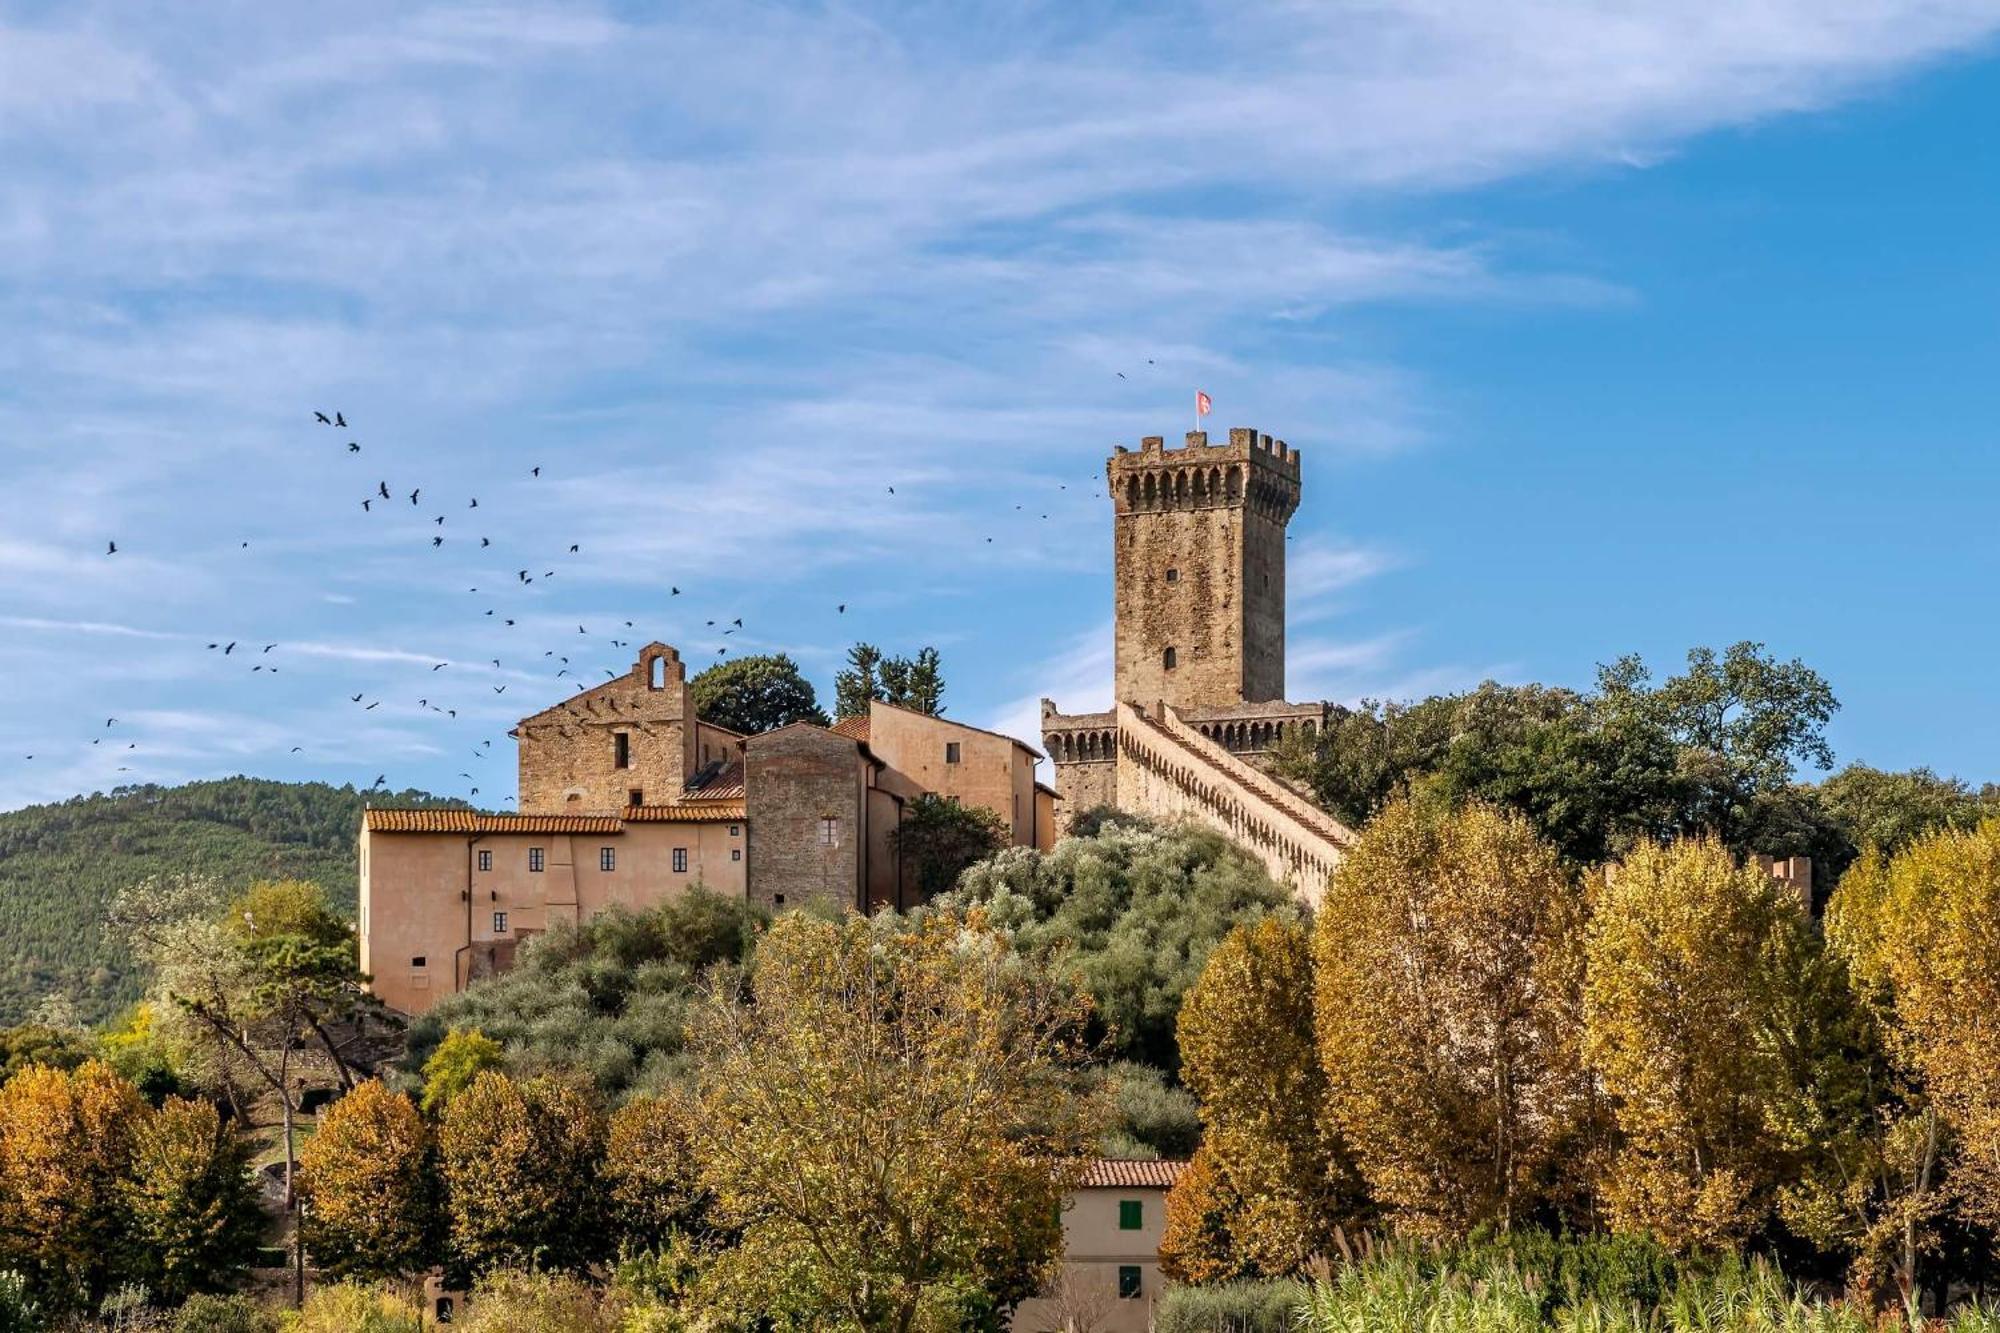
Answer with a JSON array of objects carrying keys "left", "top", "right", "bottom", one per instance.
[
  {"left": 517, "top": 643, "right": 698, "bottom": 814},
  {"left": 744, "top": 724, "right": 865, "bottom": 911}
]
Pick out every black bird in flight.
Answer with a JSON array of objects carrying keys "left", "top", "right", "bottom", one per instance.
[
  {"left": 347, "top": 442, "right": 360, "bottom": 453},
  {"left": 569, "top": 544, "right": 579, "bottom": 553},
  {"left": 469, "top": 498, "right": 478, "bottom": 508},
  {"left": 224, "top": 642, "right": 236, "bottom": 654},
  {"left": 409, "top": 489, "right": 421, "bottom": 506},
  {"left": 671, "top": 586, "right": 680, "bottom": 596},
  {"left": 434, "top": 515, "right": 445, "bottom": 526},
  {"left": 1117, "top": 372, "right": 1126, "bottom": 379},
  {"left": 350, "top": 694, "right": 364, "bottom": 702},
  {"left": 362, "top": 499, "right": 372, "bottom": 512},
  {"left": 291, "top": 746, "right": 303, "bottom": 753},
  {"left": 732, "top": 618, "right": 742, "bottom": 627},
  {"left": 106, "top": 541, "right": 117, "bottom": 555},
  {"left": 371, "top": 774, "right": 385, "bottom": 788},
  {"left": 378, "top": 481, "right": 391, "bottom": 499},
  {"left": 315, "top": 411, "right": 332, "bottom": 424},
  {"left": 263, "top": 644, "right": 276, "bottom": 653},
  {"left": 106, "top": 718, "right": 116, "bottom": 727},
  {"left": 531, "top": 466, "right": 541, "bottom": 477},
  {"left": 335, "top": 412, "right": 347, "bottom": 428},
  {"left": 365, "top": 701, "right": 379, "bottom": 710},
  {"left": 433, "top": 662, "right": 447, "bottom": 671},
  {"left": 493, "top": 685, "right": 506, "bottom": 694},
  {"left": 480, "top": 538, "right": 490, "bottom": 547},
  {"left": 887, "top": 486, "right": 895, "bottom": 494},
  {"left": 837, "top": 604, "right": 846, "bottom": 613},
  {"left": 432, "top": 536, "right": 444, "bottom": 548}
]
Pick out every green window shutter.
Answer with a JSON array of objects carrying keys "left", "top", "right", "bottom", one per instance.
[{"left": 1119, "top": 1199, "right": 1142, "bottom": 1230}]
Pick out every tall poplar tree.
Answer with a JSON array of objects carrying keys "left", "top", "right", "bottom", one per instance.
[{"left": 1313, "top": 800, "right": 1591, "bottom": 1239}]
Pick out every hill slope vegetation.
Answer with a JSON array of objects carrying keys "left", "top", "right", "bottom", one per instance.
[{"left": 0, "top": 777, "right": 462, "bottom": 1024}]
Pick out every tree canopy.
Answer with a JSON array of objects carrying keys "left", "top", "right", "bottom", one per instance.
[
  {"left": 937, "top": 812, "right": 1296, "bottom": 1071},
  {"left": 834, "top": 642, "right": 946, "bottom": 718},
  {"left": 689, "top": 653, "right": 829, "bottom": 735},
  {"left": 890, "top": 793, "right": 1009, "bottom": 902}
]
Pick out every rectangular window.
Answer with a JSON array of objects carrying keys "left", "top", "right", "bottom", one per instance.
[
  {"left": 731, "top": 849, "right": 741, "bottom": 862},
  {"left": 477, "top": 849, "right": 492, "bottom": 872},
  {"left": 410, "top": 956, "right": 427, "bottom": 969},
  {"left": 819, "top": 816, "right": 839, "bottom": 846},
  {"left": 629, "top": 788, "right": 644, "bottom": 807},
  {"left": 1118, "top": 1266, "right": 1142, "bottom": 1300},
  {"left": 673, "top": 848, "right": 688, "bottom": 873},
  {"left": 600, "top": 847, "right": 616, "bottom": 872},
  {"left": 528, "top": 847, "right": 544, "bottom": 873},
  {"left": 614, "top": 732, "right": 631, "bottom": 769},
  {"left": 1119, "top": 1200, "right": 1143, "bottom": 1230},
  {"left": 492, "top": 911, "right": 509, "bottom": 933},
  {"left": 945, "top": 741, "right": 961, "bottom": 764},
  {"left": 729, "top": 825, "right": 740, "bottom": 837}
]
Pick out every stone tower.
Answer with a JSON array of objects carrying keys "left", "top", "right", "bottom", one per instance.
[{"left": 1109, "top": 427, "right": 1301, "bottom": 710}]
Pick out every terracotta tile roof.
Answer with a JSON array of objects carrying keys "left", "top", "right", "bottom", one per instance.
[
  {"left": 624, "top": 801, "right": 747, "bottom": 823},
  {"left": 682, "top": 759, "right": 745, "bottom": 801},
  {"left": 828, "top": 715, "right": 870, "bottom": 741},
  {"left": 364, "top": 809, "right": 623, "bottom": 834},
  {"left": 1079, "top": 1159, "right": 1188, "bottom": 1189}
]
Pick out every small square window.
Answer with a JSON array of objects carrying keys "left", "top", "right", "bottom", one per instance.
[
  {"left": 492, "top": 911, "right": 509, "bottom": 934},
  {"left": 673, "top": 848, "right": 688, "bottom": 873},
  {"left": 729, "top": 825, "right": 740, "bottom": 837},
  {"left": 629, "top": 788, "right": 644, "bottom": 807},
  {"left": 945, "top": 742, "right": 961, "bottom": 764},
  {"left": 1118, "top": 1266, "right": 1142, "bottom": 1300},
  {"left": 774, "top": 893, "right": 785, "bottom": 906},
  {"left": 1119, "top": 1200, "right": 1143, "bottom": 1230},
  {"left": 410, "top": 956, "right": 427, "bottom": 969},
  {"left": 528, "top": 847, "right": 544, "bottom": 873},
  {"left": 600, "top": 847, "right": 616, "bottom": 872},
  {"left": 731, "top": 849, "right": 741, "bottom": 862},
  {"left": 477, "top": 849, "right": 492, "bottom": 872},
  {"left": 1165, "top": 567, "right": 1179, "bottom": 583}
]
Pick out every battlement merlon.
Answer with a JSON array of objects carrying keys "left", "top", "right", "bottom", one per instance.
[{"left": 1105, "top": 426, "right": 1301, "bottom": 522}]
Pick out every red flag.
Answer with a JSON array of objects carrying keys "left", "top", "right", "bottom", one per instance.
[{"left": 1195, "top": 391, "right": 1212, "bottom": 417}]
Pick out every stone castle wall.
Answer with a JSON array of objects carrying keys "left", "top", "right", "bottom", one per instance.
[
  {"left": 517, "top": 643, "right": 698, "bottom": 813},
  {"left": 1113, "top": 701, "right": 1353, "bottom": 905}
]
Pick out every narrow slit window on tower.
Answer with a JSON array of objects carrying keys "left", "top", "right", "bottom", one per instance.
[
  {"left": 649, "top": 656, "right": 665, "bottom": 689},
  {"left": 1163, "top": 646, "right": 1177, "bottom": 670},
  {"left": 614, "top": 732, "right": 631, "bottom": 769}
]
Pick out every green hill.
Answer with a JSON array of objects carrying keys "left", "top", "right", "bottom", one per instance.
[{"left": 0, "top": 777, "right": 466, "bottom": 1026}]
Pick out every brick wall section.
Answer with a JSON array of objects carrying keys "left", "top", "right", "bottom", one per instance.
[
  {"left": 744, "top": 723, "right": 869, "bottom": 911},
  {"left": 516, "top": 642, "right": 699, "bottom": 814},
  {"left": 1113, "top": 701, "right": 1353, "bottom": 906},
  {"left": 1108, "top": 428, "right": 1299, "bottom": 712}
]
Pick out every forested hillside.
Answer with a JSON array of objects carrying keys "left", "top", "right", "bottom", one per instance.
[{"left": 0, "top": 777, "right": 464, "bottom": 1024}]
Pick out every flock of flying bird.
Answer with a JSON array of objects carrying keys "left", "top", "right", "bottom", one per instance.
[{"left": 43, "top": 399, "right": 1112, "bottom": 805}]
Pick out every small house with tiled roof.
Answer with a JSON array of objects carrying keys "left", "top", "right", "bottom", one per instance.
[{"left": 1011, "top": 1159, "right": 1189, "bottom": 1333}]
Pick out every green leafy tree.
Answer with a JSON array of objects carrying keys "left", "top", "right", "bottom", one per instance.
[
  {"left": 892, "top": 794, "right": 1009, "bottom": 902},
  {"left": 419, "top": 1029, "right": 504, "bottom": 1116},
  {"left": 689, "top": 654, "right": 829, "bottom": 735},
  {"left": 438, "top": 1071, "right": 606, "bottom": 1278},
  {"left": 0, "top": 1026, "right": 92, "bottom": 1087},
  {"left": 835, "top": 642, "right": 947, "bottom": 718},
  {"left": 1314, "top": 801, "right": 1591, "bottom": 1240},
  {"left": 1170, "top": 919, "right": 1360, "bottom": 1277},
  {"left": 940, "top": 813, "right": 1295, "bottom": 1070},
  {"left": 298, "top": 1080, "right": 437, "bottom": 1281},
  {"left": 121, "top": 1095, "right": 262, "bottom": 1302},
  {"left": 402, "top": 893, "right": 765, "bottom": 1100},
  {"left": 688, "top": 913, "right": 1104, "bottom": 1331}
]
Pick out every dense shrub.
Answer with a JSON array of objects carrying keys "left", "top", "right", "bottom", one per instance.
[{"left": 1153, "top": 1278, "right": 1308, "bottom": 1333}]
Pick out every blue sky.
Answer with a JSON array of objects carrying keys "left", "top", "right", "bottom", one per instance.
[{"left": 3, "top": 2, "right": 1998, "bottom": 812}]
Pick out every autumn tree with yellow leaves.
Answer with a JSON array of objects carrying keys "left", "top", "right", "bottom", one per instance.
[
  {"left": 121, "top": 1094, "right": 263, "bottom": 1303},
  {"left": 0, "top": 1060, "right": 146, "bottom": 1310},
  {"left": 298, "top": 1079, "right": 438, "bottom": 1281},
  {"left": 603, "top": 1086, "right": 711, "bottom": 1251},
  {"left": 1823, "top": 822, "right": 2000, "bottom": 1304},
  {"left": 687, "top": 912, "right": 1105, "bottom": 1332},
  {"left": 1313, "top": 800, "right": 1592, "bottom": 1240},
  {"left": 1165, "top": 918, "right": 1360, "bottom": 1279},
  {"left": 437, "top": 1069, "right": 607, "bottom": 1278},
  {"left": 1583, "top": 837, "right": 1811, "bottom": 1250}
]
